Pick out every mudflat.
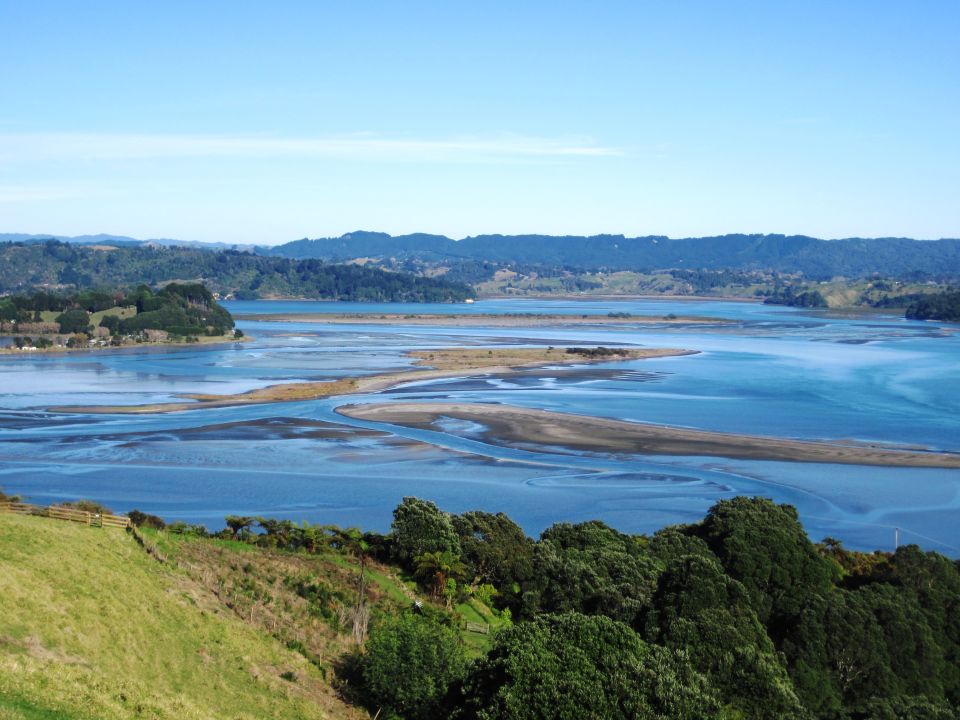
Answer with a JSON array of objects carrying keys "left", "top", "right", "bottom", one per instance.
[
  {"left": 49, "top": 346, "right": 693, "bottom": 414},
  {"left": 337, "top": 402, "right": 960, "bottom": 469}
]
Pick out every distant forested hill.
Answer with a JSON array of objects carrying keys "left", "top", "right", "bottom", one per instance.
[
  {"left": 265, "top": 231, "right": 960, "bottom": 279},
  {"left": 0, "top": 240, "right": 473, "bottom": 301}
]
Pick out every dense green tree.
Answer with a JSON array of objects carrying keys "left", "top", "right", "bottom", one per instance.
[
  {"left": 520, "top": 521, "right": 659, "bottom": 627},
  {"left": 415, "top": 550, "right": 468, "bottom": 606},
  {"left": 55, "top": 308, "right": 92, "bottom": 334},
  {"left": 360, "top": 613, "right": 467, "bottom": 720},
  {"left": 854, "top": 696, "right": 960, "bottom": 720},
  {"left": 645, "top": 554, "right": 806, "bottom": 719},
  {"left": 453, "top": 612, "right": 720, "bottom": 720},
  {"left": 856, "top": 583, "right": 944, "bottom": 700},
  {"left": 646, "top": 525, "right": 716, "bottom": 566},
  {"left": 224, "top": 515, "right": 255, "bottom": 539},
  {"left": 391, "top": 497, "right": 461, "bottom": 565},
  {"left": 452, "top": 510, "right": 534, "bottom": 608},
  {"left": 905, "top": 290, "right": 960, "bottom": 321},
  {"left": 698, "top": 497, "right": 837, "bottom": 630},
  {"left": 98, "top": 314, "right": 120, "bottom": 332},
  {"left": 869, "top": 545, "right": 960, "bottom": 704}
]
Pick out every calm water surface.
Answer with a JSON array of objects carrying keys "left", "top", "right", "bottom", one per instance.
[{"left": 1, "top": 298, "right": 957, "bottom": 555}]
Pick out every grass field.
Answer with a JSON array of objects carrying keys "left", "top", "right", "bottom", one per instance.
[
  {"left": 0, "top": 514, "right": 362, "bottom": 720},
  {"left": 38, "top": 307, "right": 136, "bottom": 326}
]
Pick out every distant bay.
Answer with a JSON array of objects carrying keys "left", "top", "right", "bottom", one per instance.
[{"left": 1, "top": 298, "right": 957, "bottom": 555}]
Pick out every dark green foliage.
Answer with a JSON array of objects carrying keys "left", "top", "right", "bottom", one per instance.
[
  {"left": 119, "top": 283, "right": 234, "bottom": 336},
  {"left": 359, "top": 613, "right": 467, "bottom": 720},
  {"left": 698, "top": 497, "right": 837, "bottom": 628},
  {"left": 646, "top": 525, "right": 715, "bottom": 566},
  {"left": 782, "top": 583, "right": 948, "bottom": 716},
  {"left": 98, "top": 314, "right": 120, "bottom": 332},
  {"left": 872, "top": 546, "right": 960, "bottom": 704},
  {"left": 520, "top": 521, "right": 659, "bottom": 627},
  {"left": 764, "top": 287, "right": 829, "bottom": 308},
  {"left": 854, "top": 583, "right": 943, "bottom": 700},
  {"left": 4, "top": 283, "right": 235, "bottom": 338},
  {"left": 127, "top": 509, "right": 166, "bottom": 530},
  {"left": 905, "top": 290, "right": 960, "bottom": 321},
  {"left": 451, "top": 511, "right": 534, "bottom": 609},
  {"left": 0, "top": 240, "right": 474, "bottom": 301},
  {"left": 224, "top": 515, "right": 256, "bottom": 539},
  {"left": 452, "top": 612, "right": 720, "bottom": 720},
  {"left": 54, "top": 308, "right": 92, "bottom": 334},
  {"left": 645, "top": 555, "right": 806, "bottom": 718},
  {"left": 564, "top": 346, "right": 628, "bottom": 358},
  {"left": 853, "top": 696, "right": 960, "bottom": 720},
  {"left": 391, "top": 497, "right": 461, "bottom": 565}
]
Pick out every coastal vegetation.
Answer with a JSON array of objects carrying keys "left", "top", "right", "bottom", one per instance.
[
  {"left": 763, "top": 287, "right": 829, "bottom": 308},
  {"left": 0, "top": 283, "right": 236, "bottom": 350},
  {"left": 0, "top": 239, "right": 474, "bottom": 302},
  {"left": 905, "top": 290, "right": 960, "bottom": 321},
  {"left": 2, "top": 495, "right": 958, "bottom": 719}
]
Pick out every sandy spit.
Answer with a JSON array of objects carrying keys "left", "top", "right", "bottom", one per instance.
[{"left": 336, "top": 402, "right": 960, "bottom": 469}]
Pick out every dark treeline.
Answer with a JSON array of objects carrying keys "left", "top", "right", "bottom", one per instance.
[
  {"left": 265, "top": 231, "right": 960, "bottom": 280},
  {"left": 0, "top": 240, "right": 474, "bottom": 302},
  {"left": 131, "top": 496, "right": 960, "bottom": 720},
  {"left": 906, "top": 290, "right": 960, "bottom": 322},
  {"left": 764, "top": 286, "right": 829, "bottom": 308}
]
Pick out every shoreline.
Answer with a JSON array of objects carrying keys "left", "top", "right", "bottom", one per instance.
[
  {"left": 235, "top": 312, "right": 731, "bottom": 326},
  {"left": 0, "top": 334, "right": 249, "bottom": 357},
  {"left": 48, "top": 347, "right": 694, "bottom": 415},
  {"left": 336, "top": 402, "right": 960, "bottom": 469}
]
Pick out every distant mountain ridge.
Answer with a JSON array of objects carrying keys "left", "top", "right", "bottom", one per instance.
[
  {"left": 0, "top": 233, "right": 257, "bottom": 252},
  {"left": 4, "top": 231, "right": 959, "bottom": 279},
  {"left": 264, "top": 232, "right": 960, "bottom": 279}
]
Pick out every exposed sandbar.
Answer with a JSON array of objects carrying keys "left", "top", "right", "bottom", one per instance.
[
  {"left": 50, "top": 346, "right": 693, "bottom": 414},
  {"left": 236, "top": 312, "right": 730, "bottom": 326},
  {"left": 336, "top": 402, "right": 960, "bottom": 469}
]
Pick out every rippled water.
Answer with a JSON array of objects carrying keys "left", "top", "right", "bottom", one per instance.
[{"left": 1, "top": 298, "right": 957, "bottom": 555}]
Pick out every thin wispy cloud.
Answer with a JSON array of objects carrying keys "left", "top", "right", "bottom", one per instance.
[{"left": 0, "top": 132, "right": 621, "bottom": 164}]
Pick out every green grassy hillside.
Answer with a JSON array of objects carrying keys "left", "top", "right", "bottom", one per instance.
[{"left": 0, "top": 514, "right": 364, "bottom": 720}]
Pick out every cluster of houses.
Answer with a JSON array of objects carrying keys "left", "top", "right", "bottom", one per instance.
[{"left": 0, "top": 321, "right": 171, "bottom": 351}]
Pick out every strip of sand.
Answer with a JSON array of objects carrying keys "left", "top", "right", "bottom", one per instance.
[
  {"left": 336, "top": 402, "right": 960, "bottom": 469},
  {"left": 49, "top": 346, "right": 693, "bottom": 414},
  {"left": 235, "top": 312, "right": 730, "bottom": 326}
]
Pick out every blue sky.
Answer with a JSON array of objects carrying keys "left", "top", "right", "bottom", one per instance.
[{"left": 1, "top": 1, "right": 957, "bottom": 243}]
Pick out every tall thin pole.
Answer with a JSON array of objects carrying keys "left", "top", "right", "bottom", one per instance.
[{"left": 895, "top": 527, "right": 900, "bottom": 550}]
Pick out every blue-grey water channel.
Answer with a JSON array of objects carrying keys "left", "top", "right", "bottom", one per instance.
[{"left": 1, "top": 298, "right": 957, "bottom": 554}]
